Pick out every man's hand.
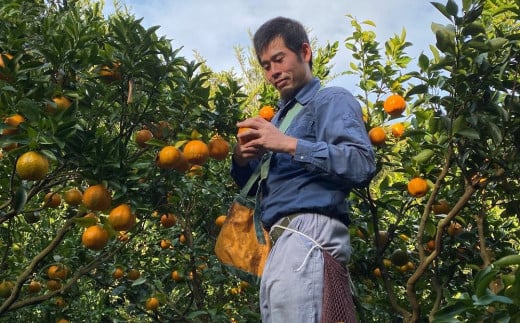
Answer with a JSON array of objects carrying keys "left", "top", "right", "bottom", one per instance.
[{"left": 233, "top": 117, "right": 297, "bottom": 166}]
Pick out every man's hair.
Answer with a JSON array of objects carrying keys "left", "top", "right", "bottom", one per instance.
[{"left": 253, "top": 16, "right": 312, "bottom": 70}]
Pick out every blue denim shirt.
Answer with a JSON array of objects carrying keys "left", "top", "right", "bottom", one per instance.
[{"left": 231, "top": 78, "right": 376, "bottom": 229}]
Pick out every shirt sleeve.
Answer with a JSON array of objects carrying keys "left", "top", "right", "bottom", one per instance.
[{"left": 293, "top": 88, "right": 376, "bottom": 189}]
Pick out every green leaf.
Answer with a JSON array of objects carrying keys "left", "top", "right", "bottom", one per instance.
[
  {"left": 413, "top": 149, "right": 435, "bottom": 163},
  {"left": 487, "top": 37, "right": 509, "bottom": 50},
  {"left": 432, "top": 303, "right": 469, "bottom": 322},
  {"left": 456, "top": 128, "right": 480, "bottom": 140},
  {"left": 487, "top": 122, "right": 503, "bottom": 145},
  {"left": 472, "top": 290, "right": 513, "bottom": 306},
  {"left": 418, "top": 53, "right": 430, "bottom": 71},
  {"left": 431, "top": 2, "right": 452, "bottom": 20},
  {"left": 446, "top": 0, "right": 459, "bottom": 16},
  {"left": 493, "top": 254, "right": 520, "bottom": 267},
  {"left": 12, "top": 186, "right": 28, "bottom": 214}
]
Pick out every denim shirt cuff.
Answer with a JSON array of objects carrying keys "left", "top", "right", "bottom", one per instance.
[{"left": 294, "top": 139, "right": 313, "bottom": 163}]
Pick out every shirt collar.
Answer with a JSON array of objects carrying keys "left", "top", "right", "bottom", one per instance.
[{"left": 277, "top": 77, "right": 321, "bottom": 109}]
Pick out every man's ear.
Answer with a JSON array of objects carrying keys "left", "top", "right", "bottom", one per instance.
[{"left": 301, "top": 42, "right": 312, "bottom": 63}]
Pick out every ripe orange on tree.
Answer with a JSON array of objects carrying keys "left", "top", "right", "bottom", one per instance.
[
  {"left": 63, "top": 188, "right": 83, "bottom": 206},
  {"left": 145, "top": 297, "right": 160, "bottom": 311},
  {"left": 391, "top": 249, "right": 410, "bottom": 267},
  {"left": 171, "top": 270, "right": 182, "bottom": 282},
  {"left": 112, "top": 267, "right": 124, "bottom": 279},
  {"left": 447, "top": 221, "right": 463, "bottom": 237},
  {"left": 0, "top": 281, "right": 14, "bottom": 298},
  {"left": 208, "top": 135, "right": 230, "bottom": 160},
  {"left": 81, "top": 224, "right": 110, "bottom": 251},
  {"left": 127, "top": 268, "right": 140, "bottom": 281},
  {"left": 46, "top": 280, "right": 61, "bottom": 291},
  {"left": 82, "top": 184, "right": 112, "bottom": 211},
  {"left": 383, "top": 94, "right": 406, "bottom": 116},
  {"left": 47, "top": 264, "right": 69, "bottom": 280},
  {"left": 0, "top": 53, "right": 14, "bottom": 81},
  {"left": 373, "top": 267, "right": 382, "bottom": 278},
  {"left": 179, "top": 233, "right": 186, "bottom": 244},
  {"left": 432, "top": 199, "right": 451, "bottom": 214},
  {"left": 215, "top": 215, "right": 227, "bottom": 228},
  {"left": 258, "top": 105, "right": 275, "bottom": 121},
  {"left": 183, "top": 139, "right": 209, "bottom": 165},
  {"left": 135, "top": 129, "right": 153, "bottom": 148},
  {"left": 156, "top": 145, "right": 182, "bottom": 169},
  {"left": 160, "top": 213, "right": 177, "bottom": 228},
  {"left": 98, "top": 62, "right": 121, "bottom": 83},
  {"left": 368, "top": 126, "right": 386, "bottom": 146},
  {"left": 15, "top": 151, "right": 49, "bottom": 181},
  {"left": 52, "top": 95, "right": 72, "bottom": 111},
  {"left": 108, "top": 203, "right": 136, "bottom": 231},
  {"left": 407, "top": 177, "right": 429, "bottom": 198},
  {"left": 2, "top": 113, "right": 24, "bottom": 135},
  {"left": 160, "top": 239, "right": 172, "bottom": 249},
  {"left": 27, "top": 280, "right": 42, "bottom": 294},
  {"left": 391, "top": 122, "right": 405, "bottom": 138},
  {"left": 44, "top": 192, "right": 62, "bottom": 208},
  {"left": 0, "top": 53, "right": 13, "bottom": 68}
]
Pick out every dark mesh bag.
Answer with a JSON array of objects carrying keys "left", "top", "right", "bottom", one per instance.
[{"left": 321, "top": 250, "right": 358, "bottom": 323}]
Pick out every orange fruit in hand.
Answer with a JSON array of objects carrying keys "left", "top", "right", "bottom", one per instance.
[
  {"left": 64, "top": 188, "right": 83, "bottom": 206},
  {"left": 15, "top": 151, "right": 49, "bottom": 181},
  {"left": 135, "top": 129, "right": 153, "bottom": 148},
  {"left": 44, "top": 192, "right": 61, "bottom": 208},
  {"left": 183, "top": 140, "right": 209, "bottom": 165},
  {"left": 237, "top": 127, "right": 252, "bottom": 145},
  {"left": 108, "top": 203, "right": 136, "bottom": 231},
  {"left": 391, "top": 123, "right": 405, "bottom": 138},
  {"left": 81, "top": 224, "right": 110, "bottom": 250},
  {"left": 368, "top": 127, "right": 386, "bottom": 146},
  {"left": 208, "top": 135, "right": 230, "bottom": 160},
  {"left": 407, "top": 177, "right": 429, "bottom": 198},
  {"left": 145, "top": 297, "right": 160, "bottom": 311},
  {"left": 156, "top": 146, "right": 182, "bottom": 169},
  {"left": 258, "top": 105, "right": 275, "bottom": 121},
  {"left": 383, "top": 94, "right": 406, "bottom": 116},
  {"left": 82, "top": 184, "right": 112, "bottom": 211}
]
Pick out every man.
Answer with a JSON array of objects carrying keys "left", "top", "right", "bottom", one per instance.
[{"left": 231, "top": 16, "right": 376, "bottom": 322}]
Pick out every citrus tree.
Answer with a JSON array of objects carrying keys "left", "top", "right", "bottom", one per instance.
[
  {"left": 0, "top": 1, "right": 257, "bottom": 321},
  {"left": 344, "top": 0, "right": 519, "bottom": 321}
]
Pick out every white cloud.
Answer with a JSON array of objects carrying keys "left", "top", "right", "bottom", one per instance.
[{"left": 103, "top": 0, "right": 445, "bottom": 89}]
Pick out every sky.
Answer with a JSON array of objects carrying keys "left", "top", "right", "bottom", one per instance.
[{"left": 102, "top": 0, "right": 446, "bottom": 91}]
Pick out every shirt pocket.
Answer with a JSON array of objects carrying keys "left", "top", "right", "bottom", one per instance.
[{"left": 289, "top": 112, "right": 315, "bottom": 141}]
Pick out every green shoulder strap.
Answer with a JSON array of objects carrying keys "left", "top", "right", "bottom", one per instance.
[{"left": 236, "top": 102, "right": 304, "bottom": 244}]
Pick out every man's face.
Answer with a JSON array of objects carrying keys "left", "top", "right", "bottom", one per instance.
[{"left": 258, "top": 36, "right": 312, "bottom": 100}]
